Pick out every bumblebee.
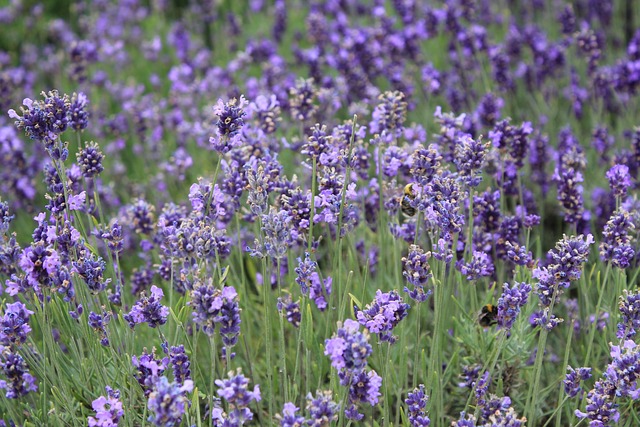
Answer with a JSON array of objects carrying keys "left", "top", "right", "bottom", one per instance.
[
  {"left": 400, "top": 183, "right": 417, "bottom": 217},
  {"left": 478, "top": 304, "right": 498, "bottom": 327}
]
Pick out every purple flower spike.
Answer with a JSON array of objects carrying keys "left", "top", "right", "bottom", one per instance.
[
  {"left": 147, "top": 377, "right": 193, "bottom": 427},
  {"left": 88, "top": 386, "right": 123, "bottom": 427},
  {"left": 497, "top": 282, "right": 532, "bottom": 330},
  {"left": 124, "top": 285, "right": 169, "bottom": 329},
  {"left": 355, "top": 290, "right": 410, "bottom": 344},
  {"left": 402, "top": 245, "right": 433, "bottom": 302},
  {"left": 0, "top": 301, "right": 34, "bottom": 346},
  {"left": 325, "top": 319, "right": 372, "bottom": 373},
  {"left": 405, "top": 384, "right": 431, "bottom": 426},
  {"left": 564, "top": 366, "right": 592, "bottom": 398}
]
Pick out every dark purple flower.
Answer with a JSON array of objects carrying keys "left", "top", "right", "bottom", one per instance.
[
  {"left": 169, "top": 345, "right": 191, "bottom": 386},
  {"left": 618, "top": 289, "right": 640, "bottom": 340},
  {"left": 454, "top": 135, "right": 490, "bottom": 187},
  {"left": 277, "top": 294, "right": 301, "bottom": 328},
  {"left": 189, "top": 282, "right": 241, "bottom": 347},
  {"left": 575, "top": 378, "right": 619, "bottom": 426},
  {"left": 0, "top": 200, "right": 13, "bottom": 236},
  {"left": 564, "top": 366, "right": 592, "bottom": 398},
  {"left": 504, "top": 241, "right": 533, "bottom": 267},
  {"left": 277, "top": 402, "right": 306, "bottom": 427},
  {"left": 599, "top": 209, "right": 635, "bottom": 269},
  {"left": 0, "top": 301, "right": 34, "bottom": 346},
  {"left": 343, "top": 369, "right": 382, "bottom": 421},
  {"left": 534, "top": 234, "right": 594, "bottom": 307},
  {"left": 147, "top": 376, "right": 193, "bottom": 427},
  {"left": 209, "top": 96, "right": 247, "bottom": 153},
  {"left": 77, "top": 141, "right": 104, "bottom": 179},
  {"left": 402, "top": 245, "right": 433, "bottom": 302},
  {"left": 605, "top": 164, "right": 632, "bottom": 199},
  {"left": 325, "top": 319, "right": 371, "bottom": 373},
  {"left": 458, "top": 364, "right": 482, "bottom": 389},
  {"left": 405, "top": 384, "right": 431, "bottom": 426},
  {"left": 20, "top": 241, "right": 60, "bottom": 289},
  {"left": 497, "top": 282, "right": 532, "bottom": 330},
  {"left": 215, "top": 369, "right": 261, "bottom": 425},
  {"left": 132, "top": 348, "right": 169, "bottom": 396},
  {"left": 68, "top": 92, "right": 89, "bottom": 131},
  {"left": 369, "top": 90, "right": 407, "bottom": 136},
  {"left": 604, "top": 340, "right": 640, "bottom": 399},
  {"left": 306, "top": 390, "right": 339, "bottom": 427},
  {"left": 410, "top": 145, "right": 442, "bottom": 186},
  {"left": 457, "top": 251, "right": 494, "bottom": 282},
  {"left": 355, "top": 290, "right": 410, "bottom": 344},
  {"left": 309, "top": 272, "right": 331, "bottom": 312},
  {"left": 88, "top": 386, "right": 123, "bottom": 427},
  {"left": 88, "top": 311, "right": 111, "bottom": 347},
  {"left": 123, "top": 285, "right": 169, "bottom": 329},
  {"left": 474, "top": 371, "right": 491, "bottom": 408},
  {"left": 0, "top": 350, "right": 37, "bottom": 399}
]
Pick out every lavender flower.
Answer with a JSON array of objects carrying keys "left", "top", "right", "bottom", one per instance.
[
  {"left": 132, "top": 348, "right": 169, "bottom": 396},
  {"left": 343, "top": 370, "right": 382, "bottom": 421},
  {"left": 599, "top": 209, "right": 635, "bottom": 269},
  {"left": 147, "top": 377, "right": 193, "bottom": 427},
  {"left": 215, "top": 369, "right": 261, "bottom": 426},
  {"left": 0, "top": 301, "right": 34, "bottom": 346},
  {"left": 77, "top": 141, "right": 105, "bottom": 178},
  {"left": 605, "top": 340, "right": 640, "bottom": 399},
  {"left": 306, "top": 390, "right": 339, "bottom": 427},
  {"left": 564, "top": 366, "right": 592, "bottom": 398},
  {"left": 405, "top": 385, "right": 431, "bottom": 426},
  {"left": 124, "top": 285, "right": 169, "bottom": 329},
  {"left": 497, "top": 282, "right": 532, "bottom": 330},
  {"left": 410, "top": 145, "right": 442, "bottom": 186},
  {"left": 189, "top": 282, "right": 241, "bottom": 347},
  {"left": 277, "top": 402, "right": 306, "bottom": 427},
  {"left": 618, "top": 289, "right": 640, "bottom": 340},
  {"left": 69, "top": 92, "right": 89, "bottom": 131},
  {"left": 309, "top": 272, "right": 332, "bottom": 312},
  {"left": 325, "top": 319, "right": 371, "bottom": 373},
  {"left": 474, "top": 371, "right": 490, "bottom": 407},
  {"left": 370, "top": 90, "right": 407, "bottom": 136},
  {"left": 169, "top": 345, "right": 191, "bottom": 386},
  {"left": 0, "top": 350, "right": 37, "bottom": 399},
  {"left": 277, "top": 294, "right": 301, "bottom": 328},
  {"left": 575, "top": 379, "right": 620, "bottom": 426},
  {"left": 88, "top": 386, "right": 123, "bottom": 427},
  {"left": 88, "top": 311, "right": 111, "bottom": 347},
  {"left": 606, "top": 164, "right": 632, "bottom": 199},
  {"left": 253, "top": 208, "right": 292, "bottom": 259},
  {"left": 355, "top": 290, "right": 410, "bottom": 343},
  {"left": 534, "top": 234, "right": 594, "bottom": 308},
  {"left": 0, "top": 200, "right": 13, "bottom": 236},
  {"left": 402, "top": 245, "right": 433, "bottom": 302},
  {"left": 8, "top": 90, "right": 70, "bottom": 146},
  {"left": 210, "top": 96, "right": 247, "bottom": 153},
  {"left": 454, "top": 135, "right": 490, "bottom": 187},
  {"left": 457, "top": 251, "right": 494, "bottom": 282}
]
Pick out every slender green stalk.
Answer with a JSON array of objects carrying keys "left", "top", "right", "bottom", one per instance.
[
  {"left": 555, "top": 322, "right": 575, "bottom": 427},
  {"left": 584, "top": 263, "right": 612, "bottom": 367}
]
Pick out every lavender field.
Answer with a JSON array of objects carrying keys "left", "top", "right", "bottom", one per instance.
[{"left": 1, "top": 0, "right": 640, "bottom": 426}]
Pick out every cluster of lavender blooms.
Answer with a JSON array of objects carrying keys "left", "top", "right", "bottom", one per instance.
[
  {"left": 3, "top": 0, "right": 640, "bottom": 425},
  {"left": 88, "top": 386, "right": 123, "bottom": 427},
  {"left": 575, "top": 340, "right": 640, "bottom": 426},
  {"left": 324, "top": 319, "right": 381, "bottom": 420},
  {"left": 355, "top": 290, "right": 410, "bottom": 344},
  {"left": 0, "top": 300, "right": 37, "bottom": 399},
  {"left": 532, "top": 234, "right": 594, "bottom": 330},
  {"left": 277, "top": 390, "right": 340, "bottom": 427}
]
